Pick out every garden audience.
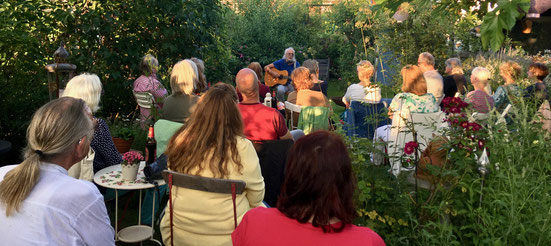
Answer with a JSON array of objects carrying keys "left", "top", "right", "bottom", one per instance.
[
  {"left": 0, "top": 97, "right": 115, "bottom": 245},
  {"left": 466, "top": 67, "right": 494, "bottom": 114},
  {"left": 265, "top": 47, "right": 300, "bottom": 102},
  {"left": 374, "top": 65, "right": 440, "bottom": 142},
  {"left": 160, "top": 83, "right": 265, "bottom": 246},
  {"left": 232, "top": 131, "right": 385, "bottom": 246},
  {"left": 63, "top": 73, "right": 122, "bottom": 173},
  {"left": 442, "top": 57, "right": 468, "bottom": 98},
  {"left": 237, "top": 62, "right": 270, "bottom": 102},
  {"left": 190, "top": 57, "right": 208, "bottom": 94},
  {"left": 236, "top": 68, "right": 295, "bottom": 142},
  {"left": 133, "top": 54, "right": 168, "bottom": 124},
  {"left": 418, "top": 52, "right": 444, "bottom": 104},
  {"left": 303, "top": 59, "right": 329, "bottom": 96},
  {"left": 162, "top": 59, "right": 200, "bottom": 123},
  {"left": 525, "top": 62, "right": 549, "bottom": 103},
  {"left": 341, "top": 60, "right": 382, "bottom": 108},
  {"left": 493, "top": 61, "right": 522, "bottom": 112}
]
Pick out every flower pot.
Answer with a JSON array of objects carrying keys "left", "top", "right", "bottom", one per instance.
[
  {"left": 121, "top": 163, "right": 140, "bottom": 181},
  {"left": 112, "top": 137, "right": 134, "bottom": 153}
]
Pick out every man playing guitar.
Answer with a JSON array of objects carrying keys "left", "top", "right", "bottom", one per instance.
[{"left": 264, "top": 47, "right": 300, "bottom": 102}]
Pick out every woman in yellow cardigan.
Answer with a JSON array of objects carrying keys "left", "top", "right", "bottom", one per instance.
[{"left": 160, "top": 83, "right": 265, "bottom": 245}]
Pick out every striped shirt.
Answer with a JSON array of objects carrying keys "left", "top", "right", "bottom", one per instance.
[{"left": 466, "top": 90, "right": 494, "bottom": 113}]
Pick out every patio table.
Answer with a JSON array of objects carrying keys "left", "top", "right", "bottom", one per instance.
[{"left": 94, "top": 162, "right": 164, "bottom": 245}]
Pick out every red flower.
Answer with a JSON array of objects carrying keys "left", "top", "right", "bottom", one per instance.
[
  {"left": 469, "top": 122, "right": 482, "bottom": 131},
  {"left": 404, "top": 141, "right": 419, "bottom": 155},
  {"left": 451, "top": 107, "right": 460, "bottom": 113},
  {"left": 451, "top": 97, "right": 460, "bottom": 104},
  {"left": 478, "top": 139, "right": 485, "bottom": 149},
  {"left": 460, "top": 121, "right": 469, "bottom": 129}
]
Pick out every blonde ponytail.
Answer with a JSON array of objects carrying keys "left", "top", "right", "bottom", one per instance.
[{"left": 0, "top": 98, "right": 93, "bottom": 216}]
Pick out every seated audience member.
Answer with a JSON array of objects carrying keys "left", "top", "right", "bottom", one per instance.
[
  {"left": 160, "top": 84, "right": 265, "bottom": 246},
  {"left": 525, "top": 62, "right": 549, "bottom": 103},
  {"left": 162, "top": 59, "right": 199, "bottom": 123},
  {"left": 442, "top": 58, "right": 468, "bottom": 98},
  {"left": 466, "top": 67, "right": 494, "bottom": 114},
  {"left": 0, "top": 97, "right": 115, "bottom": 245},
  {"left": 237, "top": 62, "right": 270, "bottom": 102},
  {"left": 190, "top": 57, "right": 208, "bottom": 94},
  {"left": 287, "top": 67, "right": 331, "bottom": 108},
  {"left": 418, "top": 52, "right": 444, "bottom": 104},
  {"left": 494, "top": 61, "right": 522, "bottom": 111},
  {"left": 303, "top": 59, "right": 329, "bottom": 96},
  {"left": 374, "top": 65, "right": 440, "bottom": 142},
  {"left": 341, "top": 60, "right": 382, "bottom": 108},
  {"left": 236, "top": 68, "right": 295, "bottom": 142},
  {"left": 232, "top": 131, "right": 386, "bottom": 246},
  {"left": 63, "top": 74, "right": 122, "bottom": 173},
  {"left": 133, "top": 54, "right": 168, "bottom": 123}
]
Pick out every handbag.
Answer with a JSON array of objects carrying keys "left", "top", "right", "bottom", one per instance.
[{"left": 68, "top": 148, "right": 95, "bottom": 181}]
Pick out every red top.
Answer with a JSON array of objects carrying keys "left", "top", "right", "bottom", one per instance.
[
  {"left": 238, "top": 103, "right": 288, "bottom": 142},
  {"left": 232, "top": 207, "right": 386, "bottom": 246}
]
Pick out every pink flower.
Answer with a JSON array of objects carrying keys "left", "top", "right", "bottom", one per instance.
[
  {"left": 404, "top": 141, "right": 419, "bottom": 155},
  {"left": 451, "top": 107, "right": 460, "bottom": 114},
  {"left": 478, "top": 139, "right": 484, "bottom": 149},
  {"left": 123, "top": 151, "right": 143, "bottom": 164}
]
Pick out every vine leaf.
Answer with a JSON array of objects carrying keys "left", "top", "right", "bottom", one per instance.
[{"left": 480, "top": 0, "right": 530, "bottom": 51}]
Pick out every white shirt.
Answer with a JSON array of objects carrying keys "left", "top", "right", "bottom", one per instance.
[
  {"left": 424, "top": 70, "right": 444, "bottom": 104},
  {"left": 343, "top": 83, "right": 382, "bottom": 105},
  {"left": 0, "top": 163, "right": 115, "bottom": 246}
]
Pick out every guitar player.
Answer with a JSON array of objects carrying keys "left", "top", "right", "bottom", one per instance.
[{"left": 264, "top": 47, "right": 301, "bottom": 102}]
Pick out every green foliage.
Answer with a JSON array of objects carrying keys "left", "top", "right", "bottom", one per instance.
[{"left": 481, "top": 0, "right": 530, "bottom": 51}]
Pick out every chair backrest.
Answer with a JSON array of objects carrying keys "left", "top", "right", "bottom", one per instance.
[
  {"left": 162, "top": 170, "right": 246, "bottom": 246},
  {"left": 388, "top": 111, "right": 445, "bottom": 176},
  {"left": 134, "top": 91, "right": 155, "bottom": 109},
  {"left": 315, "top": 58, "right": 330, "bottom": 82},
  {"left": 345, "top": 101, "right": 389, "bottom": 139},
  {"left": 254, "top": 139, "right": 294, "bottom": 207},
  {"left": 496, "top": 104, "right": 512, "bottom": 125},
  {"left": 285, "top": 101, "right": 302, "bottom": 129},
  {"left": 297, "top": 106, "right": 329, "bottom": 135},
  {"left": 154, "top": 119, "right": 184, "bottom": 157}
]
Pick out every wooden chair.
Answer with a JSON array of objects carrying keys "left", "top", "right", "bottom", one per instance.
[
  {"left": 162, "top": 170, "right": 246, "bottom": 246},
  {"left": 134, "top": 91, "right": 155, "bottom": 109},
  {"left": 285, "top": 101, "right": 302, "bottom": 130}
]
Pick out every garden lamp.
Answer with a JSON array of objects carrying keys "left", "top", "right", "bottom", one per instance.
[
  {"left": 45, "top": 42, "right": 77, "bottom": 100},
  {"left": 477, "top": 148, "right": 490, "bottom": 177}
]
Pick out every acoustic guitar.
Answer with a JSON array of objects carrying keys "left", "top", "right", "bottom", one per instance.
[{"left": 264, "top": 68, "right": 290, "bottom": 87}]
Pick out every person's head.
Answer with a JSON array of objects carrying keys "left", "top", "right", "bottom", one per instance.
[
  {"left": 247, "top": 62, "right": 264, "bottom": 82},
  {"left": 139, "top": 54, "right": 159, "bottom": 76},
  {"left": 528, "top": 63, "right": 549, "bottom": 82},
  {"left": 417, "top": 52, "right": 435, "bottom": 71},
  {"left": 291, "top": 67, "right": 313, "bottom": 91},
  {"left": 302, "top": 59, "right": 319, "bottom": 77},
  {"left": 445, "top": 58, "right": 463, "bottom": 75},
  {"left": 170, "top": 59, "right": 198, "bottom": 95},
  {"left": 236, "top": 68, "right": 259, "bottom": 100},
  {"left": 401, "top": 65, "right": 427, "bottom": 96},
  {"left": 165, "top": 83, "right": 243, "bottom": 178},
  {"left": 282, "top": 47, "right": 296, "bottom": 63},
  {"left": 499, "top": 61, "right": 522, "bottom": 84},
  {"left": 356, "top": 60, "right": 375, "bottom": 83},
  {"left": 63, "top": 73, "right": 103, "bottom": 113},
  {"left": 190, "top": 57, "right": 207, "bottom": 93},
  {"left": 277, "top": 131, "right": 356, "bottom": 232},
  {"left": 0, "top": 97, "right": 94, "bottom": 216},
  {"left": 470, "top": 67, "right": 491, "bottom": 90}
]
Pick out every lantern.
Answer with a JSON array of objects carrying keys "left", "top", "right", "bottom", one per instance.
[{"left": 45, "top": 42, "right": 77, "bottom": 100}]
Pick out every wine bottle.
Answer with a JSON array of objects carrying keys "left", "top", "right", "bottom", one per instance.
[{"left": 145, "top": 125, "right": 156, "bottom": 165}]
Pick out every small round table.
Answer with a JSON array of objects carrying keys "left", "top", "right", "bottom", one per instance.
[{"left": 94, "top": 162, "right": 165, "bottom": 245}]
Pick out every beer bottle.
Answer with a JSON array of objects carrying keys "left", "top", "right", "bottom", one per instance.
[{"left": 145, "top": 125, "right": 156, "bottom": 165}]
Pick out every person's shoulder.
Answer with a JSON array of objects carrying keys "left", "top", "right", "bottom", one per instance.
[
  {"left": 345, "top": 225, "right": 386, "bottom": 245},
  {"left": 273, "top": 59, "right": 285, "bottom": 65},
  {"left": 243, "top": 207, "right": 281, "bottom": 221}
]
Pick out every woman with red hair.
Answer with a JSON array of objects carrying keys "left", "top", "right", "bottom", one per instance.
[{"left": 232, "top": 131, "right": 385, "bottom": 246}]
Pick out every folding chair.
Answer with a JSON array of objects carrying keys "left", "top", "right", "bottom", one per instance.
[
  {"left": 134, "top": 91, "right": 155, "bottom": 109},
  {"left": 162, "top": 170, "right": 246, "bottom": 246},
  {"left": 285, "top": 101, "right": 302, "bottom": 130}
]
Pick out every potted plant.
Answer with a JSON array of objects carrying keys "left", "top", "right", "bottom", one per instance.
[
  {"left": 121, "top": 151, "right": 143, "bottom": 181},
  {"left": 109, "top": 119, "right": 137, "bottom": 153}
]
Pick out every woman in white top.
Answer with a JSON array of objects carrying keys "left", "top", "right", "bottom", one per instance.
[
  {"left": 342, "top": 60, "right": 382, "bottom": 107},
  {"left": 0, "top": 97, "right": 115, "bottom": 246}
]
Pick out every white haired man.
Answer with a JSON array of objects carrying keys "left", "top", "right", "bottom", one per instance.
[
  {"left": 418, "top": 52, "right": 444, "bottom": 104},
  {"left": 264, "top": 47, "right": 301, "bottom": 102},
  {"left": 466, "top": 67, "right": 494, "bottom": 113}
]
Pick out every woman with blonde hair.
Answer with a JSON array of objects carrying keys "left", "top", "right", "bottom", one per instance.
[
  {"left": 0, "top": 97, "right": 115, "bottom": 245},
  {"left": 160, "top": 83, "right": 265, "bottom": 246},
  {"left": 493, "top": 61, "right": 522, "bottom": 111},
  {"left": 63, "top": 73, "right": 122, "bottom": 173},
  {"left": 162, "top": 59, "right": 200, "bottom": 123},
  {"left": 341, "top": 60, "right": 382, "bottom": 108}
]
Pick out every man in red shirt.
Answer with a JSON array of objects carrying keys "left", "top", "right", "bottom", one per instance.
[{"left": 236, "top": 68, "right": 293, "bottom": 142}]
